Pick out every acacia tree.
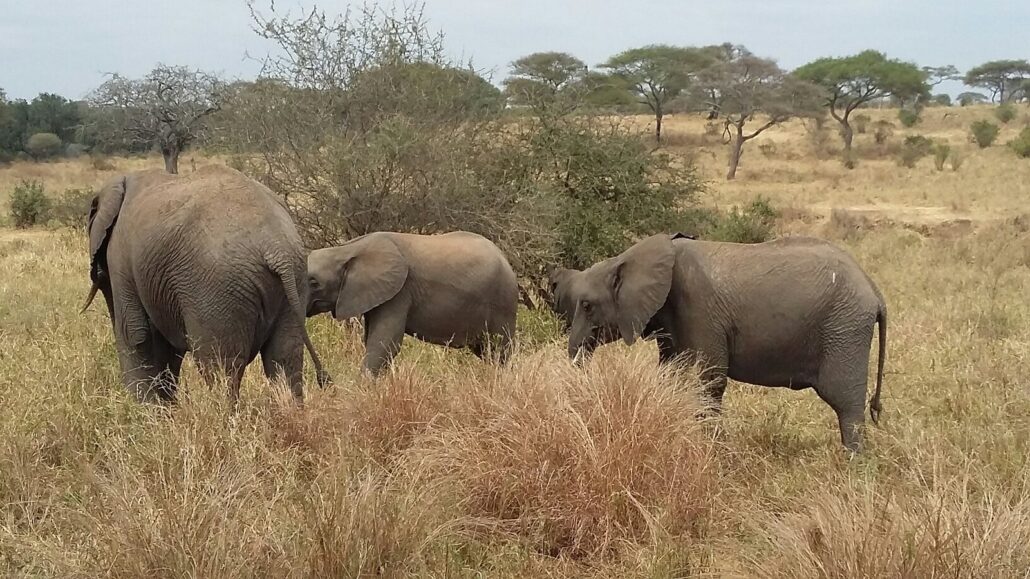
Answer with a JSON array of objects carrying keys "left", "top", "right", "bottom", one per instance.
[
  {"left": 89, "top": 65, "right": 225, "bottom": 173},
  {"left": 795, "top": 50, "right": 927, "bottom": 168},
  {"left": 698, "top": 56, "right": 821, "bottom": 180},
  {"left": 601, "top": 45, "right": 713, "bottom": 143},
  {"left": 963, "top": 60, "right": 1030, "bottom": 103}
]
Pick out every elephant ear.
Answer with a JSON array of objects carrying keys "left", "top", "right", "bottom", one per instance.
[
  {"left": 611, "top": 234, "right": 676, "bottom": 345},
  {"left": 87, "top": 176, "right": 126, "bottom": 279},
  {"left": 334, "top": 235, "right": 409, "bottom": 320}
]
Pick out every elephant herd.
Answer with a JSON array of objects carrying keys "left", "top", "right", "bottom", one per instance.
[{"left": 83, "top": 166, "right": 887, "bottom": 452}]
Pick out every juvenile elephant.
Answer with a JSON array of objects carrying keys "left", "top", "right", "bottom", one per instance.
[
  {"left": 562, "top": 233, "right": 887, "bottom": 452},
  {"left": 307, "top": 231, "right": 518, "bottom": 374},
  {"left": 83, "top": 166, "right": 329, "bottom": 403}
]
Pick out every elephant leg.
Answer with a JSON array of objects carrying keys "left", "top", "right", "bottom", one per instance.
[
  {"left": 814, "top": 349, "right": 871, "bottom": 453},
  {"left": 362, "top": 297, "right": 410, "bottom": 375},
  {"left": 114, "top": 286, "right": 177, "bottom": 404},
  {"left": 193, "top": 342, "right": 250, "bottom": 407},
  {"left": 261, "top": 322, "right": 305, "bottom": 402}
]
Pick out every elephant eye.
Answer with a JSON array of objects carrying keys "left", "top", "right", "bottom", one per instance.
[
  {"left": 309, "top": 277, "right": 320, "bottom": 289},
  {"left": 581, "top": 300, "right": 592, "bottom": 313}
]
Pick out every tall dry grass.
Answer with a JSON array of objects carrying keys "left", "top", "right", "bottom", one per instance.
[{"left": 2, "top": 110, "right": 1030, "bottom": 576}]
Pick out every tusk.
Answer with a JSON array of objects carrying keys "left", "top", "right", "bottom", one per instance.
[
  {"left": 572, "top": 347, "right": 583, "bottom": 366},
  {"left": 80, "top": 283, "right": 99, "bottom": 314}
]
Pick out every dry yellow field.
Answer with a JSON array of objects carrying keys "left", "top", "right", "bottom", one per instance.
[{"left": 1, "top": 106, "right": 1029, "bottom": 577}]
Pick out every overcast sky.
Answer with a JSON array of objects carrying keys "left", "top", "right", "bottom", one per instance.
[{"left": 2, "top": 0, "right": 1027, "bottom": 100}]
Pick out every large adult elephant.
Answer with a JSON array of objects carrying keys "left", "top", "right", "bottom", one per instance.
[
  {"left": 83, "top": 166, "right": 329, "bottom": 403},
  {"left": 561, "top": 233, "right": 887, "bottom": 452},
  {"left": 306, "top": 231, "right": 518, "bottom": 374}
]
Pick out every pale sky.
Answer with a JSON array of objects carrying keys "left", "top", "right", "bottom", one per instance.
[{"left": 2, "top": 0, "right": 1027, "bottom": 100}]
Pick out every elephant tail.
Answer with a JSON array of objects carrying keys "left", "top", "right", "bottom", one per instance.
[
  {"left": 268, "top": 257, "right": 332, "bottom": 388},
  {"left": 869, "top": 303, "right": 887, "bottom": 424}
]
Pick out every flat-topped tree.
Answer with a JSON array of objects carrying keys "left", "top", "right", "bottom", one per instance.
[
  {"left": 601, "top": 45, "right": 714, "bottom": 143},
  {"left": 963, "top": 60, "right": 1030, "bottom": 103},
  {"left": 503, "top": 52, "right": 587, "bottom": 113},
  {"left": 89, "top": 65, "right": 225, "bottom": 174},
  {"left": 698, "top": 55, "right": 822, "bottom": 180},
  {"left": 795, "top": 50, "right": 927, "bottom": 168}
]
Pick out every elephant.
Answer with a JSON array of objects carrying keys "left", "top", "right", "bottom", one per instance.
[
  {"left": 82, "top": 165, "right": 329, "bottom": 404},
  {"left": 306, "top": 231, "right": 519, "bottom": 374},
  {"left": 561, "top": 233, "right": 887, "bottom": 452}
]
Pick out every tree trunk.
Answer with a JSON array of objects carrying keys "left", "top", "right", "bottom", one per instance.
[
  {"left": 726, "top": 125, "right": 744, "bottom": 180},
  {"left": 841, "top": 119, "right": 855, "bottom": 169},
  {"left": 655, "top": 112, "right": 663, "bottom": 144},
  {"left": 162, "top": 140, "right": 180, "bottom": 174}
]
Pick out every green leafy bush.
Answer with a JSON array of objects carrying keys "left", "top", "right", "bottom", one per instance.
[
  {"left": 995, "top": 103, "right": 1017, "bottom": 124},
  {"left": 1009, "top": 127, "right": 1030, "bottom": 158},
  {"left": 897, "top": 108, "right": 921, "bottom": 128},
  {"left": 702, "top": 197, "right": 780, "bottom": 244},
  {"left": 897, "top": 135, "right": 934, "bottom": 168},
  {"left": 9, "top": 180, "right": 52, "bottom": 228},
  {"left": 970, "top": 120, "right": 1000, "bottom": 148},
  {"left": 51, "top": 187, "right": 95, "bottom": 228},
  {"left": 25, "top": 133, "right": 63, "bottom": 160},
  {"left": 932, "top": 142, "right": 951, "bottom": 171}
]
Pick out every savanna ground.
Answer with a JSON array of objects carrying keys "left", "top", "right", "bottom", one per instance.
[{"left": 2, "top": 105, "right": 1029, "bottom": 577}]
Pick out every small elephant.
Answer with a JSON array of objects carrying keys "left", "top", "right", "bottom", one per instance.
[
  {"left": 83, "top": 166, "right": 329, "bottom": 403},
  {"left": 561, "top": 233, "right": 887, "bottom": 452},
  {"left": 307, "top": 231, "right": 518, "bottom": 374}
]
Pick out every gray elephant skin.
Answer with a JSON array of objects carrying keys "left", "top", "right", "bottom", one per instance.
[
  {"left": 307, "top": 231, "right": 518, "bottom": 374},
  {"left": 83, "top": 166, "right": 329, "bottom": 403},
  {"left": 558, "top": 233, "right": 887, "bottom": 452}
]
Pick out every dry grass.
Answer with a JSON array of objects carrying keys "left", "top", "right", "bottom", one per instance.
[{"left": 2, "top": 109, "right": 1030, "bottom": 577}]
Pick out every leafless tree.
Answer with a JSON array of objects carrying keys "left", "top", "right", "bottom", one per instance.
[{"left": 89, "top": 65, "right": 225, "bottom": 174}]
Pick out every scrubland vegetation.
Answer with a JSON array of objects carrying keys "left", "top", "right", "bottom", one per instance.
[{"left": 3, "top": 2, "right": 1030, "bottom": 577}]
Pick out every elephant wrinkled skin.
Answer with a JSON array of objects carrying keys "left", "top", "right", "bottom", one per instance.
[
  {"left": 560, "top": 233, "right": 887, "bottom": 452},
  {"left": 307, "top": 231, "right": 518, "bottom": 374},
  {"left": 83, "top": 166, "right": 329, "bottom": 403}
]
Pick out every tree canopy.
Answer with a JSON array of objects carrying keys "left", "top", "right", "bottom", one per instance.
[
  {"left": 698, "top": 55, "right": 822, "bottom": 179},
  {"left": 794, "top": 50, "right": 928, "bottom": 166},
  {"left": 601, "top": 44, "right": 715, "bottom": 142},
  {"left": 503, "top": 52, "right": 588, "bottom": 112},
  {"left": 963, "top": 60, "right": 1030, "bottom": 103}
]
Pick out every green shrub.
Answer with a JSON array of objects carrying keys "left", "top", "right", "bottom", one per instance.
[
  {"left": 1009, "top": 127, "right": 1030, "bottom": 158},
  {"left": 704, "top": 197, "right": 780, "bottom": 244},
  {"left": 897, "top": 135, "right": 934, "bottom": 168},
  {"left": 995, "top": 103, "right": 1017, "bottom": 124},
  {"left": 932, "top": 142, "right": 951, "bottom": 171},
  {"left": 9, "top": 180, "right": 52, "bottom": 228},
  {"left": 970, "top": 120, "right": 1000, "bottom": 148},
  {"left": 51, "top": 187, "right": 95, "bottom": 228},
  {"left": 897, "top": 108, "right": 921, "bottom": 128},
  {"left": 852, "top": 114, "right": 871, "bottom": 134},
  {"left": 24, "top": 133, "right": 63, "bottom": 160}
]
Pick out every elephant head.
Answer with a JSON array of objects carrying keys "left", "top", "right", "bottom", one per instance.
[
  {"left": 547, "top": 267, "right": 579, "bottom": 328},
  {"left": 566, "top": 234, "right": 676, "bottom": 360},
  {"left": 307, "top": 234, "right": 410, "bottom": 320}
]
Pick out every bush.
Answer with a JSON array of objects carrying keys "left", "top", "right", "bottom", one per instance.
[
  {"left": 897, "top": 135, "right": 934, "bottom": 168},
  {"left": 932, "top": 142, "right": 951, "bottom": 171},
  {"left": 950, "top": 148, "right": 964, "bottom": 171},
  {"left": 24, "top": 132, "right": 63, "bottom": 160},
  {"left": 758, "top": 141, "right": 777, "bottom": 157},
  {"left": 873, "top": 120, "right": 894, "bottom": 145},
  {"left": 51, "top": 187, "right": 95, "bottom": 228},
  {"left": 703, "top": 197, "right": 780, "bottom": 244},
  {"left": 995, "top": 103, "right": 1017, "bottom": 124},
  {"left": 852, "top": 114, "right": 871, "bottom": 134},
  {"left": 90, "top": 154, "right": 116, "bottom": 171},
  {"left": 64, "top": 143, "right": 89, "bottom": 158},
  {"left": 8, "top": 180, "right": 52, "bottom": 227},
  {"left": 1010, "top": 127, "right": 1030, "bottom": 158},
  {"left": 971, "top": 120, "right": 1000, "bottom": 148},
  {"left": 897, "top": 108, "right": 921, "bottom": 128}
]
